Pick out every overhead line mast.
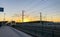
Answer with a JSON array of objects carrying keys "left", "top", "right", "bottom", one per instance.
[
  {"left": 22, "top": 10, "right": 24, "bottom": 22},
  {"left": 40, "top": 12, "right": 42, "bottom": 21}
]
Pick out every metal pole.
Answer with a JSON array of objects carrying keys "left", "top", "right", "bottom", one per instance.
[
  {"left": 51, "top": 16, "right": 54, "bottom": 37},
  {"left": 40, "top": 12, "right": 43, "bottom": 35},
  {"left": 40, "top": 12, "right": 42, "bottom": 21},
  {"left": 22, "top": 10, "right": 24, "bottom": 22},
  {"left": 2, "top": 13, "right": 6, "bottom": 25},
  {"left": 4, "top": 13, "right": 6, "bottom": 21}
]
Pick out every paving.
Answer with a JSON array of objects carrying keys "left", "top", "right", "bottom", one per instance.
[{"left": 0, "top": 26, "right": 32, "bottom": 37}]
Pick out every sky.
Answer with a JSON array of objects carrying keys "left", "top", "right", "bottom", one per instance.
[{"left": 0, "top": 0, "right": 60, "bottom": 22}]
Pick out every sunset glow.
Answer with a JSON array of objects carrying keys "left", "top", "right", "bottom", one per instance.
[
  {"left": 0, "top": 16, "right": 60, "bottom": 22},
  {"left": 23, "top": 18, "right": 31, "bottom": 22},
  {"left": 0, "top": 0, "right": 60, "bottom": 22}
]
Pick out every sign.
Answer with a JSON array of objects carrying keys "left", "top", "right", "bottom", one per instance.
[{"left": 0, "top": 7, "right": 4, "bottom": 12}]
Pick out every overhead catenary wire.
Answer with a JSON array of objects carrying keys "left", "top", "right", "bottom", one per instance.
[{"left": 26, "top": 0, "right": 48, "bottom": 12}]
